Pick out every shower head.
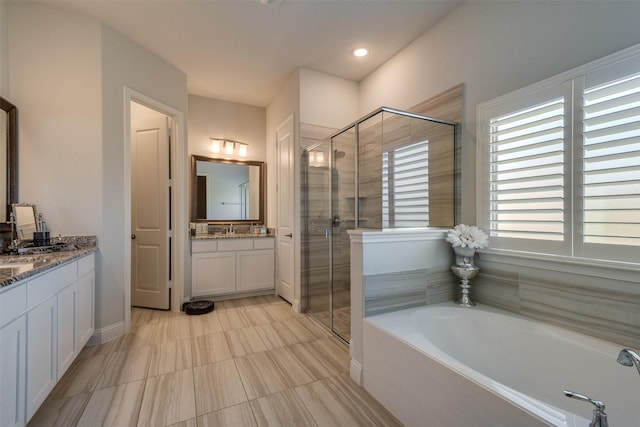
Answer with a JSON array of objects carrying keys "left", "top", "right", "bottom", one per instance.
[
  {"left": 617, "top": 348, "right": 640, "bottom": 375},
  {"left": 333, "top": 150, "right": 346, "bottom": 159}
]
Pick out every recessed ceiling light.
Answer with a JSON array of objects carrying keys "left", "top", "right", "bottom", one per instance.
[{"left": 352, "top": 47, "right": 369, "bottom": 58}]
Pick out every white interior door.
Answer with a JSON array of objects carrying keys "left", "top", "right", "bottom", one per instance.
[
  {"left": 131, "top": 117, "right": 170, "bottom": 309},
  {"left": 276, "top": 115, "right": 295, "bottom": 304}
]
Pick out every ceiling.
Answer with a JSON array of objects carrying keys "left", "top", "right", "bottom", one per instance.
[{"left": 45, "top": 0, "right": 461, "bottom": 107}]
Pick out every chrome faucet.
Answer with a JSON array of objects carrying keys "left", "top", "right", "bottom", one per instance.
[
  {"left": 617, "top": 348, "right": 640, "bottom": 375},
  {"left": 564, "top": 390, "right": 608, "bottom": 427}
]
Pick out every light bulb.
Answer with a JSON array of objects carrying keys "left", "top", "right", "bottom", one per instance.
[
  {"left": 211, "top": 139, "right": 221, "bottom": 153},
  {"left": 225, "top": 142, "right": 234, "bottom": 155},
  {"left": 239, "top": 144, "right": 247, "bottom": 157}
]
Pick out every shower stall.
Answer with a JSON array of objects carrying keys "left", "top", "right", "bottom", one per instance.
[{"left": 302, "top": 107, "right": 457, "bottom": 342}]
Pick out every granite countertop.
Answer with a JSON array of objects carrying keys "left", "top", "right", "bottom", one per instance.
[
  {"left": 192, "top": 233, "right": 275, "bottom": 240},
  {"left": 0, "top": 236, "right": 97, "bottom": 289}
]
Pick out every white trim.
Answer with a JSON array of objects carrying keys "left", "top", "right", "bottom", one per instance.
[
  {"left": 86, "top": 321, "right": 125, "bottom": 346},
  {"left": 124, "top": 87, "right": 188, "bottom": 331},
  {"left": 348, "top": 228, "right": 448, "bottom": 244},
  {"left": 350, "top": 358, "right": 363, "bottom": 385}
]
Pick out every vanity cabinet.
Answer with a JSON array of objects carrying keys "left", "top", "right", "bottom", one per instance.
[
  {"left": 191, "top": 237, "right": 274, "bottom": 297},
  {"left": 0, "top": 252, "right": 95, "bottom": 427},
  {"left": 1, "top": 286, "right": 27, "bottom": 427}
]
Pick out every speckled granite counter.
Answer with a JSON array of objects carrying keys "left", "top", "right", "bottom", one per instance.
[
  {"left": 191, "top": 233, "right": 275, "bottom": 240},
  {"left": 0, "top": 236, "right": 97, "bottom": 289}
]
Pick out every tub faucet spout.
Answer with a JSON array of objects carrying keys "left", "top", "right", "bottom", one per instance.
[
  {"left": 617, "top": 348, "right": 640, "bottom": 375},
  {"left": 563, "top": 390, "right": 608, "bottom": 427}
]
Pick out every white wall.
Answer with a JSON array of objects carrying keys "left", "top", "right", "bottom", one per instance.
[
  {"left": 359, "top": 0, "right": 640, "bottom": 224},
  {"left": 0, "top": 0, "right": 8, "bottom": 98},
  {"left": 8, "top": 2, "right": 188, "bottom": 334},
  {"left": 299, "top": 67, "right": 359, "bottom": 129},
  {"left": 266, "top": 69, "right": 300, "bottom": 229},
  {"left": 188, "top": 94, "right": 266, "bottom": 161},
  {"left": 101, "top": 24, "right": 187, "bottom": 328}
]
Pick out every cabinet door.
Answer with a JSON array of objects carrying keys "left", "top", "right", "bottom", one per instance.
[
  {"left": 26, "top": 296, "right": 57, "bottom": 420},
  {"left": 192, "top": 252, "right": 236, "bottom": 296},
  {"left": 1, "top": 316, "right": 26, "bottom": 427},
  {"left": 57, "top": 282, "right": 78, "bottom": 378},
  {"left": 236, "top": 249, "right": 275, "bottom": 292},
  {"left": 77, "top": 272, "right": 95, "bottom": 349}
]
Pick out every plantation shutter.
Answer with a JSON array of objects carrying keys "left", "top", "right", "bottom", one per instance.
[
  {"left": 578, "top": 58, "right": 640, "bottom": 261},
  {"left": 484, "top": 83, "right": 573, "bottom": 255},
  {"left": 382, "top": 140, "right": 429, "bottom": 228}
]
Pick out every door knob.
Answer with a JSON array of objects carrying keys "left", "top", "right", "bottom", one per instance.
[{"left": 131, "top": 234, "right": 136, "bottom": 240}]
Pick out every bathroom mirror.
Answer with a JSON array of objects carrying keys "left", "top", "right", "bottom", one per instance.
[
  {"left": 12, "top": 203, "right": 36, "bottom": 240},
  {"left": 191, "top": 155, "right": 265, "bottom": 223},
  {"left": 0, "top": 97, "right": 17, "bottom": 225}
]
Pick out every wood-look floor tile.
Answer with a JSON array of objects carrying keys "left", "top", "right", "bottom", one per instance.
[
  {"left": 191, "top": 332, "right": 233, "bottom": 366},
  {"left": 148, "top": 338, "right": 193, "bottom": 377},
  {"left": 27, "top": 392, "right": 91, "bottom": 427},
  {"left": 235, "top": 294, "right": 282, "bottom": 308},
  {"left": 307, "top": 336, "right": 350, "bottom": 374},
  {"left": 155, "top": 317, "right": 192, "bottom": 343},
  {"left": 322, "top": 374, "right": 403, "bottom": 427},
  {"left": 295, "top": 379, "right": 370, "bottom": 427},
  {"left": 76, "top": 380, "right": 145, "bottom": 427},
  {"left": 250, "top": 388, "right": 317, "bottom": 427},
  {"left": 279, "top": 318, "right": 326, "bottom": 344},
  {"left": 270, "top": 342, "right": 338, "bottom": 387},
  {"left": 197, "top": 402, "right": 257, "bottom": 427},
  {"left": 218, "top": 309, "right": 254, "bottom": 331},
  {"left": 193, "top": 359, "right": 248, "bottom": 415},
  {"left": 190, "top": 312, "right": 223, "bottom": 336},
  {"left": 96, "top": 346, "right": 152, "bottom": 389},
  {"left": 167, "top": 417, "right": 197, "bottom": 427},
  {"left": 253, "top": 322, "right": 293, "bottom": 350},
  {"left": 235, "top": 351, "right": 290, "bottom": 400},
  {"left": 243, "top": 306, "right": 277, "bottom": 326},
  {"left": 137, "top": 368, "right": 196, "bottom": 426},
  {"left": 225, "top": 326, "right": 268, "bottom": 357},
  {"left": 50, "top": 353, "right": 107, "bottom": 399},
  {"left": 264, "top": 303, "right": 297, "bottom": 322}
]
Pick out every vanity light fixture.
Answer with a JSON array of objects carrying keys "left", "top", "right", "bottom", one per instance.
[{"left": 210, "top": 138, "right": 249, "bottom": 157}]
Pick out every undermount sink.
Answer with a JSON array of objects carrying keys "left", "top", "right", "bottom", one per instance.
[{"left": 0, "top": 262, "right": 34, "bottom": 274}]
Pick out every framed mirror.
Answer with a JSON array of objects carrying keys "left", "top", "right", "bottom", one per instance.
[
  {"left": 191, "top": 155, "right": 265, "bottom": 224},
  {"left": 0, "top": 97, "right": 17, "bottom": 226}
]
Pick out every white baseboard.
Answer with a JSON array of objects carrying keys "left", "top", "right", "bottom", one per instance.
[
  {"left": 86, "top": 320, "right": 126, "bottom": 347},
  {"left": 350, "top": 358, "right": 363, "bottom": 385}
]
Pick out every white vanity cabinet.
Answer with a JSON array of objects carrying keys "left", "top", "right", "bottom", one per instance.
[
  {"left": 191, "top": 237, "right": 274, "bottom": 297},
  {"left": 0, "top": 252, "right": 95, "bottom": 427},
  {"left": 1, "top": 285, "right": 27, "bottom": 427}
]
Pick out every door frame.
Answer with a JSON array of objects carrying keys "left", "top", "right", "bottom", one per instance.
[{"left": 123, "top": 88, "right": 187, "bottom": 333}]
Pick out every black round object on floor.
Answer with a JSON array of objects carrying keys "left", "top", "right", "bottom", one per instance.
[{"left": 184, "top": 300, "right": 214, "bottom": 315}]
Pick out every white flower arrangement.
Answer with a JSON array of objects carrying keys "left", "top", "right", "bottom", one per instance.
[{"left": 445, "top": 224, "right": 489, "bottom": 250}]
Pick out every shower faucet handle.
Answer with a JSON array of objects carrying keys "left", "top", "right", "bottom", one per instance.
[{"left": 564, "top": 390, "right": 608, "bottom": 427}]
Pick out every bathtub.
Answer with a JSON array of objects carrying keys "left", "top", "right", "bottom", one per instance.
[{"left": 362, "top": 302, "right": 637, "bottom": 427}]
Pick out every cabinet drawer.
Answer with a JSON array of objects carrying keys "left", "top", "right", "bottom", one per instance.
[
  {"left": 0, "top": 283, "right": 27, "bottom": 327},
  {"left": 253, "top": 238, "right": 275, "bottom": 250},
  {"left": 27, "top": 262, "right": 77, "bottom": 307},
  {"left": 78, "top": 253, "right": 95, "bottom": 277},
  {"left": 218, "top": 239, "right": 253, "bottom": 251},
  {"left": 192, "top": 239, "right": 218, "bottom": 253}
]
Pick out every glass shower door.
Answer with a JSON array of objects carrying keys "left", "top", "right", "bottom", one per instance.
[
  {"left": 330, "top": 128, "right": 355, "bottom": 341},
  {"left": 305, "top": 141, "right": 332, "bottom": 330}
]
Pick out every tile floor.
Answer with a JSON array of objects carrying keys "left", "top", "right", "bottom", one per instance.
[{"left": 28, "top": 295, "right": 402, "bottom": 427}]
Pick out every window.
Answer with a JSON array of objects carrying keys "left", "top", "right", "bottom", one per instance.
[
  {"left": 479, "top": 48, "right": 640, "bottom": 264},
  {"left": 382, "top": 140, "right": 430, "bottom": 228}
]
